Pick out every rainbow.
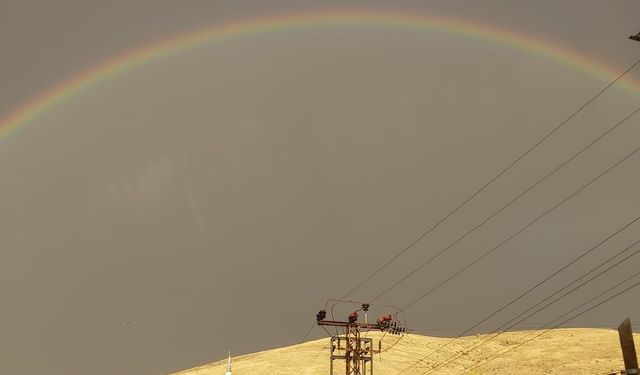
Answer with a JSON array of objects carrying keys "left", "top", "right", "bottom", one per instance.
[{"left": 1, "top": 9, "right": 639, "bottom": 142}]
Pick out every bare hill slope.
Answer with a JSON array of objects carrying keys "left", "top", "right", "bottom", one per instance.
[{"left": 172, "top": 328, "right": 637, "bottom": 374}]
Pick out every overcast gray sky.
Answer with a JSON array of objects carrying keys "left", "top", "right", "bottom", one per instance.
[{"left": 2, "top": 1, "right": 640, "bottom": 374}]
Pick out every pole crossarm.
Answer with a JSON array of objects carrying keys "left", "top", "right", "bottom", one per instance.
[{"left": 318, "top": 320, "right": 385, "bottom": 331}]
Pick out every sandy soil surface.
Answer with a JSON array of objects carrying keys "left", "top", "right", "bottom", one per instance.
[{"left": 172, "top": 328, "right": 637, "bottom": 374}]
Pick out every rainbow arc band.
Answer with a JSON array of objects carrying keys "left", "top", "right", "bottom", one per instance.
[{"left": 1, "top": 10, "right": 639, "bottom": 141}]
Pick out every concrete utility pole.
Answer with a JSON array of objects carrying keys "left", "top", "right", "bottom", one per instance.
[
  {"left": 316, "top": 304, "right": 405, "bottom": 375},
  {"left": 618, "top": 318, "right": 639, "bottom": 375}
]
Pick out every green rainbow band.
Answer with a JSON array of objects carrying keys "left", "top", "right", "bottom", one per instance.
[{"left": 1, "top": 10, "right": 638, "bottom": 141}]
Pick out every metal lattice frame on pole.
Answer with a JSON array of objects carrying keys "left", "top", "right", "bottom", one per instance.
[
  {"left": 345, "top": 321, "right": 362, "bottom": 375},
  {"left": 329, "top": 336, "right": 374, "bottom": 375},
  {"left": 316, "top": 304, "right": 405, "bottom": 375}
]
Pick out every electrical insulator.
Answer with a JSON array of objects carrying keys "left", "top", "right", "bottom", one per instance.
[{"left": 348, "top": 311, "right": 359, "bottom": 323}]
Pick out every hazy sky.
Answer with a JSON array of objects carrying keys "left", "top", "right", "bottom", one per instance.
[{"left": 2, "top": 1, "right": 640, "bottom": 374}]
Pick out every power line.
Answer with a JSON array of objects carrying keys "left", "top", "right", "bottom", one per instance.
[
  {"left": 398, "top": 120, "right": 640, "bottom": 311},
  {"left": 299, "top": 345, "right": 326, "bottom": 374},
  {"left": 313, "top": 58, "right": 639, "bottom": 373},
  {"left": 276, "top": 322, "right": 316, "bottom": 375},
  {"left": 418, "top": 238, "right": 640, "bottom": 374},
  {"left": 396, "top": 214, "right": 640, "bottom": 373},
  {"left": 402, "top": 229, "right": 640, "bottom": 373},
  {"left": 336, "top": 58, "right": 640, "bottom": 303},
  {"left": 458, "top": 281, "right": 638, "bottom": 375},
  {"left": 458, "top": 274, "right": 640, "bottom": 375},
  {"left": 308, "top": 58, "right": 640, "bottom": 374},
  {"left": 370, "top": 104, "right": 640, "bottom": 305}
]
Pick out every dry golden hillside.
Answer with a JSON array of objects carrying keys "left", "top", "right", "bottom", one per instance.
[{"left": 172, "top": 328, "right": 637, "bottom": 375}]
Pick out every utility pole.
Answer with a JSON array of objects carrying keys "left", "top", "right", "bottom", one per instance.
[
  {"left": 618, "top": 318, "right": 639, "bottom": 375},
  {"left": 316, "top": 304, "right": 406, "bottom": 375}
]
